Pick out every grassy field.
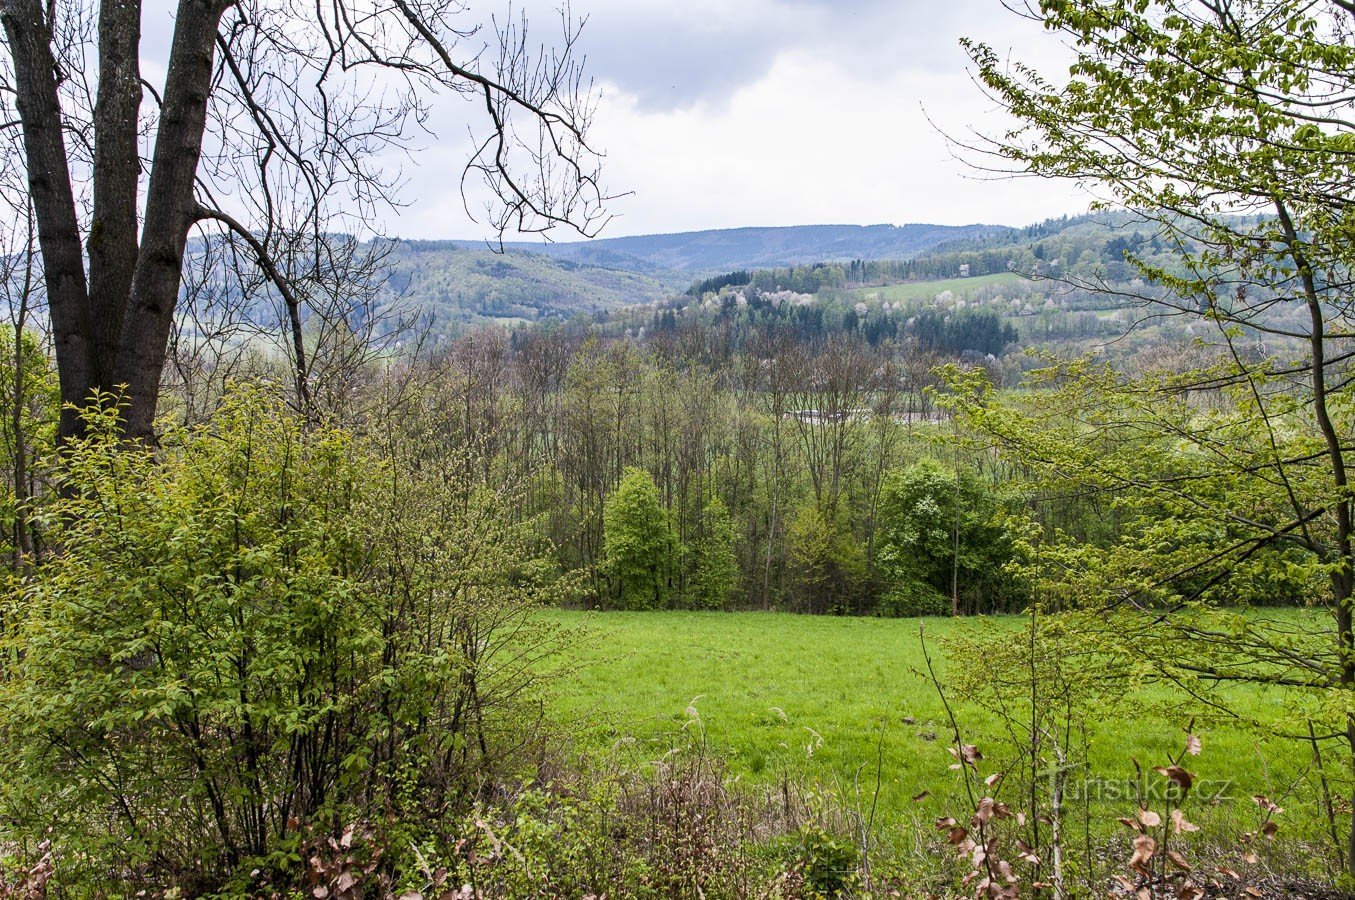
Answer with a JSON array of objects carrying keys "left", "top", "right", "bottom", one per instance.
[
  {"left": 546, "top": 610, "right": 1326, "bottom": 854},
  {"left": 850, "top": 272, "right": 1023, "bottom": 304}
]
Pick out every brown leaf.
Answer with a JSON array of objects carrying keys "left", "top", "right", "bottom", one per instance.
[
  {"left": 1118, "top": 816, "right": 1144, "bottom": 832},
  {"left": 1261, "top": 820, "right": 1279, "bottom": 839},
  {"left": 1137, "top": 807, "right": 1162, "bottom": 828},
  {"left": 1166, "top": 849, "right": 1192, "bottom": 871},
  {"left": 1153, "top": 765, "right": 1194, "bottom": 792},
  {"left": 947, "top": 825, "right": 970, "bottom": 845},
  {"left": 1130, "top": 834, "right": 1157, "bottom": 876},
  {"left": 985, "top": 772, "right": 1003, "bottom": 788},
  {"left": 1016, "top": 839, "right": 1040, "bottom": 866},
  {"left": 1171, "top": 809, "right": 1200, "bottom": 834},
  {"left": 1185, "top": 733, "right": 1202, "bottom": 756},
  {"left": 912, "top": 790, "right": 930, "bottom": 802}
]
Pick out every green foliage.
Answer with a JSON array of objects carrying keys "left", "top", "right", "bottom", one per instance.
[
  {"left": 688, "top": 495, "right": 739, "bottom": 610},
  {"left": 787, "top": 502, "right": 866, "bottom": 614},
  {"left": 601, "top": 467, "right": 680, "bottom": 610},
  {"left": 877, "top": 576, "right": 951, "bottom": 618},
  {"left": 778, "top": 827, "right": 860, "bottom": 898},
  {"left": 0, "top": 386, "right": 569, "bottom": 893},
  {"left": 876, "top": 459, "right": 1024, "bottom": 614},
  {"left": 909, "top": 308, "right": 1017, "bottom": 356},
  {"left": 0, "top": 328, "right": 57, "bottom": 559}
]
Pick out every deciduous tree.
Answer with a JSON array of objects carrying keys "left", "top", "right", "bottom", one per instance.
[{"left": 0, "top": 0, "right": 609, "bottom": 439}]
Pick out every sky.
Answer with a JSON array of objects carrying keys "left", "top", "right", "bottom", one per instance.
[
  {"left": 135, "top": 1, "right": 1091, "bottom": 241},
  {"left": 387, "top": 0, "right": 1091, "bottom": 240}
]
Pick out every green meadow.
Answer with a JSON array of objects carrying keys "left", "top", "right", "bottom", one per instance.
[
  {"left": 547, "top": 610, "right": 1325, "bottom": 852},
  {"left": 849, "top": 272, "right": 1023, "bottom": 304}
]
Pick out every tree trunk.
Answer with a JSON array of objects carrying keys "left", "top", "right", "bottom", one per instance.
[
  {"left": 0, "top": 0, "right": 96, "bottom": 441},
  {"left": 88, "top": 0, "right": 143, "bottom": 388},
  {"left": 112, "top": 0, "right": 231, "bottom": 440},
  {"left": 3, "top": 0, "right": 230, "bottom": 441}
]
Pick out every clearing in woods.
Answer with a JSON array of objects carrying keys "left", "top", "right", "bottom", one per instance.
[{"left": 547, "top": 610, "right": 1322, "bottom": 850}]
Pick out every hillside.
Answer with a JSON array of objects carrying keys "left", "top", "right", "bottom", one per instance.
[
  {"left": 432, "top": 222, "right": 1017, "bottom": 274},
  {"left": 381, "top": 223, "right": 1022, "bottom": 333},
  {"left": 381, "top": 241, "right": 686, "bottom": 333}
]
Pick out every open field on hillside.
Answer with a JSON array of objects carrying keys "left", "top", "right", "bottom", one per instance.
[
  {"left": 546, "top": 610, "right": 1330, "bottom": 858},
  {"left": 850, "top": 272, "right": 1023, "bottom": 303}
]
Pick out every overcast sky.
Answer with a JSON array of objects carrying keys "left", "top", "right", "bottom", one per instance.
[
  {"left": 384, "top": 0, "right": 1091, "bottom": 241},
  {"left": 132, "top": 1, "right": 1087, "bottom": 241}
]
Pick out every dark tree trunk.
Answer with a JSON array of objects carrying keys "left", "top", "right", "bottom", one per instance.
[
  {"left": 113, "top": 0, "right": 229, "bottom": 440},
  {"left": 88, "top": 0, "right": 144, "bottom": 389},
  {"left": 3, "top": 0, "right": 228, "bottom": 442},
  {"left": 1, "top": 0, "right": 96, "bottom": 441}
]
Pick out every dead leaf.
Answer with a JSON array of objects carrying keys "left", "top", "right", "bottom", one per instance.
[
  {"left": 1130, "top": 834, "right": 1157, "bottom": 876},
  {"left": 1153, "top": 765, "right": 1194, "bottom": 792},
  {"left": 1171, "top": 809, "right": 1200, "bottom": 834}
]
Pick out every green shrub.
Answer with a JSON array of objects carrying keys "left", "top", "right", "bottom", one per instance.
[
  {"left": 0, "top": 386, "right": 570, "bottom": 894},
  {"left": 780, "top": 827, "right": 860, "bottom": 898},
  {"left": 876, "top": 459, "right": 1025, "bottom": 615},
  {"left": 878, "top": 577, "right": 951, "bottom": 617},
  {"left": 787, "top": 502, "right": 867, "bottom": 615},
  {"left": 688, "top": 495, "right": 739, "bottom": 609},
  {"left": 601, "top": 467, "right": 680, "bottom": 609}
]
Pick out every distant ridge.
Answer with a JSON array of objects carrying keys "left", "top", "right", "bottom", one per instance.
[{"left": 409, "top": 222, "right": 1017, "bottom": 274}]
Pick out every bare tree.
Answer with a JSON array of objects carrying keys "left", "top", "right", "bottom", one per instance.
[
  {"left": 787, "top": 332, "right": 879, "bottom": 512},
  {"left": 0, "top": 0, "right": 612, "bottom": 440}
]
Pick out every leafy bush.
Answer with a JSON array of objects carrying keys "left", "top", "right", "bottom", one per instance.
[
  {"left": 787, "top": 502, "right": 866, "bottom": 614},
  {"left": 876, "top": 459, "right": 1025, "bottom": 615},
  {"left": 878, "top": 577, "right": 951, "bottom": 618},
  {"left": 601, "top": 467, "right": 680, "bottom": 609},
  {"left": 780, "top": 827, "right": 860, "bottom": 897},
  {"left": 0, "top": 386, "right": 571, "bottom": 894},
  {"left": 688, "top": 495, "right": 739, "bottom": 609}
]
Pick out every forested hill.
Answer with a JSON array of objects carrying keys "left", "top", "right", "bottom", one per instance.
[
  {"left": 380, "top": 222, "right": 1017, "bottom": 335},
  {"left": 426, "top": 222, "right": 1016, "bottom": 273}
]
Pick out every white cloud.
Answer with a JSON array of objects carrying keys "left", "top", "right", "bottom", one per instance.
[
  {"left": 131, "top": 0, "right": 1090, "bottom": 241},
  {"left": 391, "top": 25, "right": 1087, "bottom": 239}
]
